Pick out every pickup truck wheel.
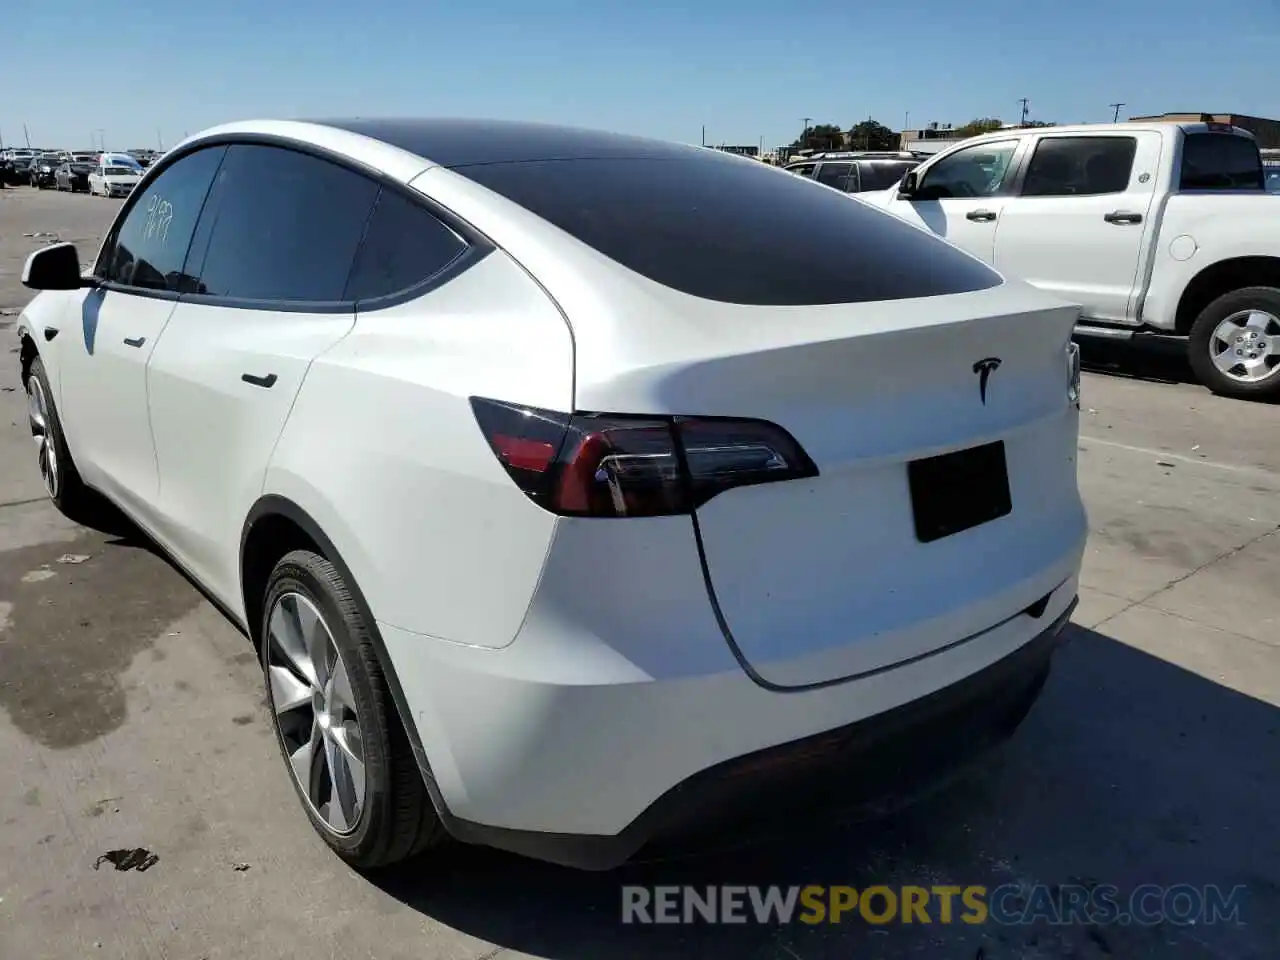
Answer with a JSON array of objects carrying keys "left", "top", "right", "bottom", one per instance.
[{"left": 1189, "top": 287, "right": 1280, "bottom": 400}]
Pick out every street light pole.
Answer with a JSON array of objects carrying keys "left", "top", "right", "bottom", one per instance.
[
  {"left": 1018, "top": 98, "right": 1029, "bottom": 126},
  {"left": 1110, "top": 102, "right": 1125, "bottom": 123},
  {"left": 800, "top": 116, "right": 813, "bottom": 153}
]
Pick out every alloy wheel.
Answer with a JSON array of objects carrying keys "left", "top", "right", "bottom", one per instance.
[
  {"left": 1209, "top": 310, "right": 1280, "bottom": 384},
  {"left": 266, "top": 592, "right": 367, "bottom": 836},
  {"left": 26, "top": 375, "right": 59, "bottom": 498}
]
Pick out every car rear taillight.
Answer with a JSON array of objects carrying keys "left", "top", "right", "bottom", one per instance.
[{"left": 470, "top": 397, "right": 818, "bottom": 517}]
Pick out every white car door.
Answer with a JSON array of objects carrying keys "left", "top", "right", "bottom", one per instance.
[
  {"left": 56, "top": 146, "right": 226, "bottom": 519},
  {"left": 993, "top": 131, "right": 1163, "bottom": 324},
  {"left": 144, "top": 143, "right": 383, "bottom": 603},
  {"left": 882, "top": 138, "right": 1025, "bottom": 264}
]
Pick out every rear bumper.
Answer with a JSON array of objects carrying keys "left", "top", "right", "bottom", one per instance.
[
  {"left": 378, "top": 555, "right": 1079, "bottom": 869},
  {"left": 444, "top": 598, "right": 1073, "bottom": 870}
]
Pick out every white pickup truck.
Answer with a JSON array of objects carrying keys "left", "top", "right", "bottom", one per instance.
[{"left": 867, "top": 120, "right": 1280, "bottom": 399}]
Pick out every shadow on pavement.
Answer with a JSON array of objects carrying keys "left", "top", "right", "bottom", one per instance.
[
  {"left": 1078, "top": 338, "right": 1199, "bottom": 388},
  {"left": 371, "top": 625, "right": 1280, "bottom": 959}
]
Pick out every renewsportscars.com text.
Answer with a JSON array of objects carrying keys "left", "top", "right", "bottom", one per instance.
[{"left": 621, "top": 884, "right": 1246, "bottom": 927}]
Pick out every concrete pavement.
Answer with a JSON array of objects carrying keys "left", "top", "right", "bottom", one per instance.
[{"left": 1, "top": 187, "right": 1277, "bottom": 959}]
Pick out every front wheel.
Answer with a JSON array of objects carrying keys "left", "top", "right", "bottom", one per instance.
[
  {"left": 260, "top": 550, "right": 445, "bottom": 869},
  {"left": 1188, "top": 286, "right": 1280, "bottom": 400},
  {"left": 26, "top": 356, "right": 91, "bottom": 516}
]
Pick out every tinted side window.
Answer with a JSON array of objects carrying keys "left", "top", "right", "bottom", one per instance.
[
  {"left": 99, "top": 146, "right": 225, "bottom": 291},
  {"left": 1180, "top": 134, "right": 1264, "bottom": 190},
  {"left": 917, "top": 141, "right": 1018, "bottom": 200},
  {"left": 785, "top": 163, "right": 817, "bottom": 178},
  {"left": 1021, "top": 137, "right": 1136, "bottom": 197},
  {"left": 457, "top": 156, "right": 1001, "bottom": 306},
  {"left": 345, "top": 189, "right": 468, "bottom": 302},
  {"left": 815, "top": 162, "right": 855, "bottom": 192},
  {"left": 859, "top": 161, "right": 916, "bottom": 190},
  {"left": 190, "top": 144, "right": 379, "bottom": 302}
]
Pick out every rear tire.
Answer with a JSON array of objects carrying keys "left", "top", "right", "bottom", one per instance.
[
  {"left": 25, "top": 356, "right": 92, "bottom": 518},
  {"left": 260, "top": 550, "right": 446, "bottom": 869},
  {"left": 1188, "top": 286, "right": 1280, "bottom": 400}
]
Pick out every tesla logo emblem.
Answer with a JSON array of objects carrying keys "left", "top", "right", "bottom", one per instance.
[{"left": 973, "top": 357, "right": 1002, "bottom": 405}]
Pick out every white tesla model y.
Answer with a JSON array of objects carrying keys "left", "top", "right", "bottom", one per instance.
[{"left": 16, "top": 119, "right": 1086, "bottom": 870}]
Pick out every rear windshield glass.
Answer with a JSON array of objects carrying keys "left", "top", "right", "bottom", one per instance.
[
  {"left": 1180, "top": 134, "right": 1264, "bottom": 190},
  {"left": 455, "top": 156, "right": 1001, "bottom": 305}
]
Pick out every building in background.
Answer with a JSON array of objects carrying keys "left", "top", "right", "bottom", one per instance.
[
  {"left": 898, "top": 122, "right": 971, "bottom": 155},
  {"left": 1128, "top": 113, "right": 1280, "bottom": 148}
]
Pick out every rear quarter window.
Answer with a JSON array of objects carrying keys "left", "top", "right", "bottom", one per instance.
[
  {"left": 344, "top": 188, "right": 469, "bottom": 302},
  {"left": 455, "top": 155, "right": 1001, "bottom": 306}
]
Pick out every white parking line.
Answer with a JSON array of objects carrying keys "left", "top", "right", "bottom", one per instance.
[{"left": 1079, "top": 435, "right": 1279, "bottom": 478}]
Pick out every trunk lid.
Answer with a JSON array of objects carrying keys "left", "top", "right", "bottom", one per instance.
[{"left": 572, "top": 281, "right": 1086, "bottom": 687}]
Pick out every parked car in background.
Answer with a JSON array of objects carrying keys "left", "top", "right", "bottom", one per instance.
[
  {"left": 785, "top": 151, "right": 924, "bottom": 194},
  {"left": 28, "top": 154, "right": 60, "bottom": 189},
  {"left": 1265, "top": 166, "right": 1280, "bottom": 193},
  {"left": 870, "top": 120, "right": 1280, "bottom": 400},
  {"left": 88, "top": 155, "right": 143, "bottom": 197},
  {"left": 6, "top": 156, "right": 35, "bottom": 185},
  {"left": 127, "top": 149, "right": 160, "bottom": 168},
  {"left": 55, "top": 159, "right": 93, "bottom": 192},
  {"left": 16, "top": 118, "right": 1084, "bottom": 871}
]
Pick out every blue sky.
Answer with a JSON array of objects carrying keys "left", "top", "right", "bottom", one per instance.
[{"left": 5, "top": 0, "right": 1277, "bottom": 152}]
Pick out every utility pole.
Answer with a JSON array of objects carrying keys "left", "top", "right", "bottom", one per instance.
[
  {"left": 1110, "top": 102, "right": 1125, "bottom": 123},
  {"left": 800, "top": 117, "right": 813, "bottom": 151},
  {"left": 23, "top": 123, "right": 31, "bottom": 148},
  {"left": 157, "top": 128, "right": 163, "bottom": 150},
  {"left": 904, "top": 111, "right": 910, "bottom": 132},
  {"left": 700, "top": 124, "right": 705, "bottom": 147},
  {"left": 1018, "top": 98, "right": 1029, "bottom": 127}
]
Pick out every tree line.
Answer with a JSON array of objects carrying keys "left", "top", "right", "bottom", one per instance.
[{"left": 792, "top": 118, "right": 1055, "bottom": 151}]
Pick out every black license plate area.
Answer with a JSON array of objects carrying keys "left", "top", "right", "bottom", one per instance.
[{"left": 908, "top": 441, "right": 1012, "bottom": 543}]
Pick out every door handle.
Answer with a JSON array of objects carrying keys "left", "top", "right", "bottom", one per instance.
[
  {"left": 1104, "top": 211, "right": 1143, "bottom": 224},
  {"left": 966, "top": 209, "right": 998, "bottom": 222},
  {"left": 123, "top": 336, "right": 146, "bottom": 348},
  {"left": 43, "top": 326, "right": 59, "bottom": 341},
  {"left": 241, "top": 373, "right": 278, "bottom": 389}
]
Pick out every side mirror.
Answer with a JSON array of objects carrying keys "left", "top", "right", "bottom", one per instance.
[
  {"left": 897, "top": 171, "right": 919, "bottom": 199},
  {"left": 22, "top": 242, "right": 91, "bottom": 291}
]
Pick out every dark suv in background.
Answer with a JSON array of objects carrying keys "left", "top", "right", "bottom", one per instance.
[
  {"left": 28, "top": 154, "right": 60, "bottom": 189},
  {"left": 784, "top": 151, "right": 925, "bottom": 194}
]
